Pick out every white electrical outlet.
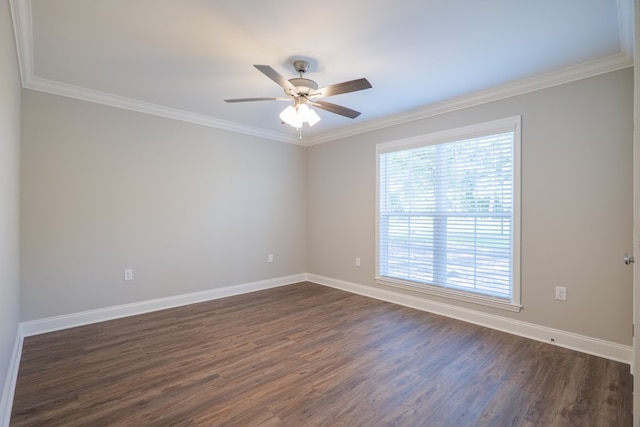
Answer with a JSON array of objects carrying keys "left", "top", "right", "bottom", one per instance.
[
  {"left": 555, "top": 286, "right": 567, "bottom": 301},
  {"left": 355, "top": 257, "right": 361, "bottom": 267},
  {"left": 124, "top": 268, "right": 133, "bottom": 281},
  {"left": 268, "top": 254, "right": 273, "bottom": 263}
]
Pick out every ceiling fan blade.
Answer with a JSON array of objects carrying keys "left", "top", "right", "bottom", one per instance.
[
  {"left": 310, "top": 100, "right": 361, "bottom": 119},
  {"left": 224, "top": 97, "right": 289, "bottom": 103},
  {"left": 310, "top": 78, "right": 372, "bottom": 98},
  {"left": 254, "top": 65, "right": 300, "bottom": 96}
]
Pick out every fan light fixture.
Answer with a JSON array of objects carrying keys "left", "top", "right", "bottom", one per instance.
[
  {"left": 225, "top": 60, "right": 372, "bottom": 136},
  {"left": 280, "top": 102, "right": 321, "bottom": 128}
]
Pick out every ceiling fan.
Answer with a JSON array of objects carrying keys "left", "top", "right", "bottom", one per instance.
[{"left": 225, "top": 60, "right": 372, "bottom": 129}]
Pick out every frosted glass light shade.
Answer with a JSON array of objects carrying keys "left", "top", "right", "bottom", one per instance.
[
  {"left": 279, "top": 105, "right": 302, "bottom": 128},
  {"left": 279, "top": 103, "right": 321, "bottom": 128},
  {"left": 306, "top": 108, "right": 321, "bottom": 127}
]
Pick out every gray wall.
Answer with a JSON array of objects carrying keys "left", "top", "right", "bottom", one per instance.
[
  {"left": 20, "top": 91, "right": 307, "bottom": 320},
  {"left": 16, "top": 60, "right": 634, "bottom": 348},
  {"left": 0, "top": 0, "right": 22, "bottom": 409},
  {"left": 308, "top": 68, "right": 634, "bottom": 346}
]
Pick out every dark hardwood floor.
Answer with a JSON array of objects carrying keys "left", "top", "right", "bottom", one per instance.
[{"left": 11, "top": 282, "right": 632, "bottom": 426}]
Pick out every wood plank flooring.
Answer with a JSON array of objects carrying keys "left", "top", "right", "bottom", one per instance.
[{"left": 10, "top": 282, "right": 632, "bottom": 426}]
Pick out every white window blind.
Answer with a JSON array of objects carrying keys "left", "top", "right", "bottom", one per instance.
[{"left": 376, "top": 117, "right": 521, "bottom": 311}]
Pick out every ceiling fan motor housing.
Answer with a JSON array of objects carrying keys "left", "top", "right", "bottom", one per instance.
[{"left": 287, "top": 77, "right": 318, "bottom": 96}]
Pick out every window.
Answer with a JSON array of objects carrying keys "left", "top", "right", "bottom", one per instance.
[{"left": 376, "top": 116, "right": 521, "bottom": 312}]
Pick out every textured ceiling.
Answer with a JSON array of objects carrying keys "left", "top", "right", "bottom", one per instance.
[{"left": 10, "top": 0, "right": 634, "bottom": 144}]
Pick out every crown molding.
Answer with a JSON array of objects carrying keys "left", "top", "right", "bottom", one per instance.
[
  {"left": 10, "top": 0, "right": 634, "bottom": 147},
  {"left": 9, "top": 0, "right": 32, "bottom": 86},
  {"left": 25, "top": 76, "right": 297, "bottom": 143},
  {"left": 302, "top": 52, "right": 633, "bottom": 146},
  {"left": 617, "top": 0, "right": 634, "bottom": 58},
  {"left": 9, "top": 0, "right": 298, "bottom": 144}
]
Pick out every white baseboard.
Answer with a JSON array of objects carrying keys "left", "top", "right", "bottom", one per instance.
[
  {"left": 19, "top": 272, "right": 633, "bottom": 362},
  {"left": 3, "top": 274, "right": 305, "bottom": 426},
  {"left": 307, "top": 274, "right": 632, "bottom": 364},
  {"left": 6, "top": 271, "right": 631, "bottom": 427},
  {"left": 21, "top": 274, "right": 306, "bottom": 337},
  {"left": 0, "top": 330, "right": 23, "bottom": 427}
]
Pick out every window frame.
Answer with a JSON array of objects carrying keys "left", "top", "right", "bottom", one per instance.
[{"left": 375, "top": 116, "right": 522, "bottom": 312}]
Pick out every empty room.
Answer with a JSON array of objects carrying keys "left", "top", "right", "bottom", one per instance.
[{"left": 1, "top": 0, "right": 638, "bottom": 426}]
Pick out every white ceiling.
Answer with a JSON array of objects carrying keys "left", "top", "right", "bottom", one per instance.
[{"left": 10, "top": 0, "right": 634, "bottom": 145}]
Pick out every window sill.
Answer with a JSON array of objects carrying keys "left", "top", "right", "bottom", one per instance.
[{"left": 375, "top": 276, "right": 522, "bottom": 313}]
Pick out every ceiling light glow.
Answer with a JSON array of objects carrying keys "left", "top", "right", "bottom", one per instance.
[{"left": 280, "top": 103, "right": 321, "bottom": 128}]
